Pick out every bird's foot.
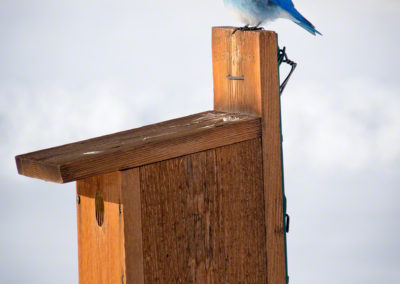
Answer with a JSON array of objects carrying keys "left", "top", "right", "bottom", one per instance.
[{"left": 232, "top": 25, "right": 264, "bottom": 34}]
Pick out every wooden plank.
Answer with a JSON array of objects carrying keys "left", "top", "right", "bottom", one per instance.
[
  {"left": 15, "top": 111, "right": 261, "bottom": 183},
  {"left": 212, "top": 27, "right": 286, "bottom": 284},
  {"left": 212, "top": 26, "right": 266, "bottom": 116},
  {"left": 121, "top": 168, "right": 145, "bottom": 284},
  {"left": 138, "top": 139, "right": 266, "bottom": 283},
  {"left": 259, "top": 31, "right": 287, "bottom": 284},
  {"left": 139, "top": 150, "right": 215, "bottom": 283},
  {"left": 76, "top": 172, "right": 125, "bottom": 283},
  {"left": 213, "top": 138, "right": 267, "bottom": 283}
]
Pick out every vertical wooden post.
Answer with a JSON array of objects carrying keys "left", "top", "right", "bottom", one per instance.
[{"left": 212, "top": 27, "right": 286, "bottom": 284}]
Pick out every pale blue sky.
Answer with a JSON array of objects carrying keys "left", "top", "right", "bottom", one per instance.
[{"left": 1, "top": 0, "right": 399, "bottom": 283}]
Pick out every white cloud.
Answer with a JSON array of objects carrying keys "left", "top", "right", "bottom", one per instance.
[
  {"left": 282, "top": 77, "right": 400, "bottom": 171},
  {"left": 0, "top": 78, "right": 211, "bottom": 180},
  {"left": 1, "top": 0, "right": 400, "bottom": 283}
]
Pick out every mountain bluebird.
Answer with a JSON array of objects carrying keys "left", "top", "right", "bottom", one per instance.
[{"left": 224, "top": 0, "right": 321, "bottom": 35}]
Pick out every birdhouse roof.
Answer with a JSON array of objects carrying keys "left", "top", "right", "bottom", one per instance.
[{"left": 15, "top": 111, "right": 261, "bottom": 183}]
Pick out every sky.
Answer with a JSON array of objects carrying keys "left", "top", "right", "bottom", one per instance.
[{"left": 1, "top": 0, "right": 400, "bottom": 283}]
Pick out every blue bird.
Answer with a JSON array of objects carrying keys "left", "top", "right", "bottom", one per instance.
[{"left": 224, "top": 0, "right": 321, "bottom": 35}]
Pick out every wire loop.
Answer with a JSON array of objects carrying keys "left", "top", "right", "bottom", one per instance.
[{"left": 278, "top": 47, "right": 297, "bottom": 94}]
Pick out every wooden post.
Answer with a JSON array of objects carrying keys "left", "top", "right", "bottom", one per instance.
[
  {"left": 15, "top": 27, "right": 287, "bottom": 283},
  {"left": 212, "top": 27, "right": 287, "bottom": 284}
]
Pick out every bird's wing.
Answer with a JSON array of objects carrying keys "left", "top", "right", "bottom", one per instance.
[
  {"left": 269, "top": 0, "right": 322, "bottom": 35},
  {"left": 269, "top": 0, "right": 295, "bottom": 10}
]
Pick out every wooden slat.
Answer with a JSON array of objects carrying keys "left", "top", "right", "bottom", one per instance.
[
  {"left": 259, "top": 30, "right": 287, "bottom": 284},
  {"left": 212, "top": 27, "right": 286, "bottom": 284},
  {"left": 213, "top": 138, "right": 267, "bottom": 283},
  {"left": 121, "top": 168, "right": 145, "bottom": 284},
  {"left": 76, "top": 172, "right": 125, "bottom": 283},
  {"left": 138, "top": 139, "right": 267, "bottom": 283},
  {"left": 139, "top": 149, "right": 215, "bottom": 283},
  {"left": 15, "top": 111, "right": 261, "bottom": 183}
]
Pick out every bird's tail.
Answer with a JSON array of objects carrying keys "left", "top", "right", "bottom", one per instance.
[{"left": 289, "top": 8, "right": 322, "bottom": 36}]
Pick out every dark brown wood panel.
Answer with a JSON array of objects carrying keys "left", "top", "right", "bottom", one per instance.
[
  {"left": 139, "top": 150, "right": 215, "bottom": 283},
  {"left": 139, "top": 139, "right": 267, "bottom": 283},
  {"left": 76, "top": 172, "right": 125, "bottom": 284},
  {"left": 121, "top": 168, "right": 145, "bottom": 284},
  {"left": 212, "top": 138, "right": 267, "bottom": 283},
  {"left": 16, "top": 111, "right": 261, "bottom": 183}
]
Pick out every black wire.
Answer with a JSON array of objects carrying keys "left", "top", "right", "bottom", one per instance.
[{"left": 278, "top": 47, "right": 297, "bottom": 94}]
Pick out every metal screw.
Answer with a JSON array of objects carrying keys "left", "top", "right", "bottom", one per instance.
[{"left": 76, "top": 195, "right": 80, "bottom": 205}]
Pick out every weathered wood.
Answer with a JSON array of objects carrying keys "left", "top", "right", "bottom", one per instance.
[
  {"left": 76, "top": 172, "right": 126, "bottom": 283},
  {"left": 212, "top": 27, "right": 286, "bottom": 284},
  {"left": 259, "top": 30, "right": 287, "bottom": 284},
  {"left": 213, "top": 138, "right": 267, "bottom": 283},
  {"left": 16, "top": 111, "right": 261, "bottom": 183},
  {"left": 212, "top": 26, "right": 268, "bottom": 116},
  {"left": 121, "top": 168, "right": 145, "bottom": 284},
  {"left": 76, "top": 139, "right": 267, "bottom": 284},
  {"left": 16, "top": 26, "right": 287, "bottom": 284},
  {"left": 138, "top": 139, "right": 267, "bottom": 283}
]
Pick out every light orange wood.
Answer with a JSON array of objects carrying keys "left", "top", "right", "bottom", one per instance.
[
  {"left": 138, "top": 139, "right": 267, "bottom": 283},
  {"left": 212, "top": 27, "right": 286, "bottom": 284},
  {"left": 77, "top": 169, "right": 146, "bottom": 284},
  {"left": 16, "top": 111, "right": 261, "bottom": 183},
  {"left": 76, "top": 172, "right": 125, "bottom": 284},
  {"left": 212, "top": 26, "right": 266, "bottom": 116}
]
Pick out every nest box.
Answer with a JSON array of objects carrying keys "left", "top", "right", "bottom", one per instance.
[{"left": 16, "top": 27, "right": 288, "bottom": 283}]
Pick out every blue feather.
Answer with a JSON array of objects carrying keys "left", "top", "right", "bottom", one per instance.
[
  {"left": 269, "top": 0, "right": 322, "bottom": 35},
  {"left": 224, "top": 0, "right": 322, "bottom": 36}
]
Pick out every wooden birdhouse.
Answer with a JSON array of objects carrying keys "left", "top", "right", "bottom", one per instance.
[{"left": 16, "top": 27, "right": 288, "bottom": 283}]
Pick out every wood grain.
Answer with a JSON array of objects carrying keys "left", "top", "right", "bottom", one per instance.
[
  {"left": 259, "top": 30, "right": 287, "bottom": 284},
  {"left": 138, "top": 139, "right": 267, "bottom": 283},
  {"left": 121, "top": 168, "right": 145, "bottom": 284},
  {"left": 21, "top": 26, "right": 286, "bottom": 284},
  {"left": 212, "top": 138, "right": 267, "bottom": 283},
  {"left": 212, "top": 26, "right": 271, "bottom": 116},
  {"left": 76, "top": 172, "right": 125, "bottom": 284},
  {"left": 16, "top": 111, "right": 261, "bottom": 183},
  {"left": 212, "top": 27, "right": 286, "bottom": 284}
]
